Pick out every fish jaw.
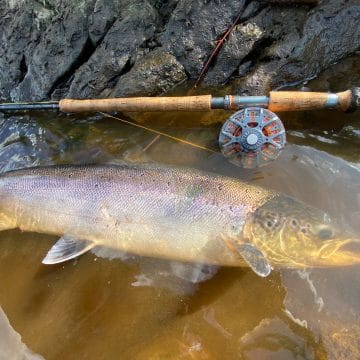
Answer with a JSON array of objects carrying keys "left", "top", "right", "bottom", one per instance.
[{"left": 315, "top": 237, "right": 360, "bottom": 267}]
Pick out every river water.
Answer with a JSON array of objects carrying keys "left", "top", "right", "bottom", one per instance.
[{"left": 0, "top": 56, "right": 358, "bottom": 359}]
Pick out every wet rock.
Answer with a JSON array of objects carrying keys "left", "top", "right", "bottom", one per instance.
[
  {"left": 338, "top": 125, "right": 360, "bottom": 143},
  {"left": 10, "top": 1, "right": 99, "bottom": 101},
  {"left": 159, "top": 0, "right": 247, "bottom": 78},
  {"left": 0, "top": 115, "right": 58, "bottom": 172},
  {"left": 239, "top": 317, "right": 316, "bottom": 359},
  {"left": 88, "top": 0, "right": 122, "bottom": 45},
  {"left": 237, "top": 61, "right": 253, "bottom": 77},
  {"left": 282, "top": 268, "right": 360, "bottom": 360},
  {"left": 0, "top": 1, "right": 49, "bottom": 100},
  {"left": 67, "top": 0, "right": 161, "bottom": 99},
  {"left": 108, "top": 49, "right": 186, "bottom": 97},
  {"left": 234, "top": 0, "right": 360, "bottom": 94},
  {"left": 240, "top": 1, "right": 263, "bottom": 21},
  {"left": 148, "top": 0, "right": 179, "bottom": 28},
  {"left": 0, "top": 0, "right": 359, "bottom": 100},
  {"left": 204, "top": 22, "right": 264, "bottom": 85},
  {"left": 0, "top": 306, "right": 44, "bottom": 359}
]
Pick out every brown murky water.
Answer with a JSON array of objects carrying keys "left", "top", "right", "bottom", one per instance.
[{"left": 0, "top": 57, "right": 359, "bottom": 359}]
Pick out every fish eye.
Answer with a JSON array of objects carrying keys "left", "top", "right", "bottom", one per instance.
[
  {"left": 318, "top": 227, "right": 334, "bottom": 240},
  {"left": 266, "top": 220, "right": 273, "bottom": 228}
]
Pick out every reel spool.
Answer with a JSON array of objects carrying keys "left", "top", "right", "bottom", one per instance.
[{"left": 219, "top": 107, "right": 286, "bottom": 169}]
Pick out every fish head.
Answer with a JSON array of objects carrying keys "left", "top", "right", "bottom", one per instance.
[{"left": 244, "top": 195, "right": 360, "bottom": 268}]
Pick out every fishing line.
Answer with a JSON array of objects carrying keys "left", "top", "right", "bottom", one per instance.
[{"left": 99, "top": 111, "right": 219, "bottom": 154}]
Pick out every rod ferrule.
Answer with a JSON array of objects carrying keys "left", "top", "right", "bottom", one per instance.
[
  {"left": 211, "top": 96, "right": 269, "bottom": 110},
  {"left": 325, "top": 94, "right": 339, "bottom": 108}
]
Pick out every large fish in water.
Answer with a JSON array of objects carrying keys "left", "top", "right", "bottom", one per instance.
[{"left": 0, "top": 164, "right": 358, "bottom": 277}]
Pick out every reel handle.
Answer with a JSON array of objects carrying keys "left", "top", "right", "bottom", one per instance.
[{"left": 269, "top": 89, "right": 358, "bottom": 112}]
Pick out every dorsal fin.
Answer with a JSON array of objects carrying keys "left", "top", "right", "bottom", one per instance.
[{"left": 42, "top": 235, "right": 95, "bottom": 264}]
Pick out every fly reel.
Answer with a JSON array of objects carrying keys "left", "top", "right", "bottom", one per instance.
[{"left": 219, "top": 107, "right": 286, "bottom": 169}]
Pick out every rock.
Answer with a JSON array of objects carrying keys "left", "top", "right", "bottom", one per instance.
[
  {"left": 240, "top": 1, "right": 262, "bottom": 21},
  {"left": 88, "top": 0, "right": 122, "bottom": 45},
  {"left": 282, "top": 268, "right": 360, "bottom": 360},
  {"left": 10, "top": 0, "right": 98, "bottom": 101},
  {"left": 159, "top": 0, "right": 247, "bottom": 78},
  {"left": 0, "top": 1, "right": 49, "bottom": 100},
  {"left": 239, "top": 317, "right": 316, "bottom": 359},
  {"left": 67, "top": 0, "right": 161, "bottom": 99},
  {"left": 108, "top": 49, "right": 186, "bottom": 97},
  {"left": 0, "top": 114, "right": 57, "bottom": 172},
  {"left": 148, "top": 0, "right": 179, "bottom": 28},
  {"left": 0, "top": 306, "right": 44, "bottom": 359},
  {"left": 233, "top": 0, "right": 360, "bottom": 94},
  {"left": 204, "top": 22, "right": 264, "bottom": 85},
  {"left": 0, "top": 0, "right": 359, "bottom": 101}
]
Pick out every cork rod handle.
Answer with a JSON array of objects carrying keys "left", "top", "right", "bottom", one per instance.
[
  {"left": 59, "top": 96, "right": 212, "bottom": 113},
  {"left": 268, "top": 90, "right": 352, "bottom": 112}
]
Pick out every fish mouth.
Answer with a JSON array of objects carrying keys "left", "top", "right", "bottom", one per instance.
[
  {"left": 318, "top": 238, "right": 360, "bottom": 266},
  {"left": 338, "top": 239, "right": 360, "bottom": 253}
]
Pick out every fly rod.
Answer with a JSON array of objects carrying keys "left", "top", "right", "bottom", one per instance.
[
  {"left": 0, "top": 88, "right": 357, "bottom": 113},
  {"left": 0, "top": 88, "right": 358, "bottom": 168}
]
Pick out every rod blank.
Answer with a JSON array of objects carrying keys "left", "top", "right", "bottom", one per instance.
[{"left": 0, "top": 102, "right": 59, "bottom": 111}]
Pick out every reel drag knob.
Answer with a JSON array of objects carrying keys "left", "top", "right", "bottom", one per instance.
[{"left": 219, "top": 107, "right": 286, "bottom": 169}]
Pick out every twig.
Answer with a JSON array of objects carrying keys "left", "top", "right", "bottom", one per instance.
[{"left": 194, "top": 9, "right": 244, "bottom": 88}]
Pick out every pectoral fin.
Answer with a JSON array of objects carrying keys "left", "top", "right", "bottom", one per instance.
[
  {"left": 236, "top": 243, "right": 272, "bottom": 277},
  {"left": 42, "top": 235, "right": 95, "bottom": 264}
]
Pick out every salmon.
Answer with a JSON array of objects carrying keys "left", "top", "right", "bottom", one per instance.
[{"left": 0, "top": 164, "right": 358, "bottom": 277}]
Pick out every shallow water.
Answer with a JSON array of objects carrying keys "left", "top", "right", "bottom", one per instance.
[{"left": 0, "top": 57, "right": 359, "bottom": 359}]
